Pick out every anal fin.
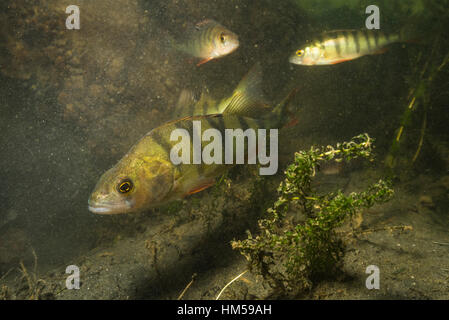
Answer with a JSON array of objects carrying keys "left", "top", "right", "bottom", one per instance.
[
  {"left": 372, "top": 47, "right": 388, "bottom": 55},
  {"left": 329, "top": 58, "right": 354, "bottom": 65}
]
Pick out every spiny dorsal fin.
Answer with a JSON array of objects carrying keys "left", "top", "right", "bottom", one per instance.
[
  {"left": 222, "top": 63, "right": 270, "bottom": 118},
  {"left": 194, "top": 19, "right": 219, "bottom": 31},
  {"left": 176, "top": 89, "right": 197, "bottom": 109}
]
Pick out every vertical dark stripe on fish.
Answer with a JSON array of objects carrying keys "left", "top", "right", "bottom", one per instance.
[
  {"left": 181, "top": 119, "right": 202, "bottom": 172},
  {"left": 215, "top": 115, "right": 226, "bottom": 133},
  {"left": 374, "top": 31, "right": 380, "bottom": 48},
  {"left": 177, "top": 120, "right": 194, "bottom": 152},
  {"left": 202, "top": 116, "right": 213, "bottom": 130},
  {"left": 207, "top": 114, "right": 223, "bottom": 133},
  {"left": 335, "top": 36, "right": 342, "bottom": 57},
  {"left": 255, "top": 118, "right": 269, "bottom": 131},
  {"left": 318, "top": 34, "right": 325, "bottom": 47},
  {"left": 197, "top": 117, "right": 216, "bottom": 175},
  {"left": 380, "top": 32, "right": 388, "bottom": 47},
  {"left": 343, "top": 31, "right": 350, "bottom": 55},
  {"left": 205, "top": 26, "right": 212, "bottom": 44},
  {"left": 202, "top": 100, "right": 209, "bottom": 115},
  {"left": 242, "top": 117, "right": 254, "bottom": 134},
  {"left": 206, "top": 26, "right": 215, "bottom": 55},
  {"left": 151, "top": 130, "right": 172, "bottom": 158},
  {"left": 362, "top": 31, "right": 371, "bottom": 52},
  {"left": 196, "top": 28, "right": 206, "bottom": 56},
  {"left": 190, "top": 100, "right": 196, "bottom": 115},
  {"left": 353, "top": 30, "right": 360, "bottom": 53},
  {"left": 235, "top": 116, "right": 248, "bottom": 132}
]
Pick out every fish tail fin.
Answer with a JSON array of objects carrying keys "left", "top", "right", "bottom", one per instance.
[
  {"left": 397, "top": 22, "right": 427, "bottom": 44},
  {"left": 161, "top": 32, "right": 184, "bottom": 54},
  {"left": 222, "top": 63, "right": 270, "bottom": 117},
  {"left": 272, "top": 87, "right": 301, "bottom": 129}
]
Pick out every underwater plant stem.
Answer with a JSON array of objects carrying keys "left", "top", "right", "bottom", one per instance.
[
  {"left": 387, "top": 33, "right": 447, "bottom": 169},
  {"left": 432, "top": 241, "right": 449, "bottom": 246},
  {"left": 396, "top": 96, "right": 416, "bottom": 142},
  {"left": 177, "top": 273, "right": 197, "bottom": 300},
  {"left": 436, "top": 52, "right": 449, "bottom": 73},
  {"left": 19, "top": 261, "right": 34, "bottom": 299},
  {"left": 215, "top": 270, "right": 248, "bottom": 300},
  {"left": 0, "top": 268, "right": 14, "bottom": 283},
  {"left": 411, "top": 109, "right": 427, "bottom": 164}
]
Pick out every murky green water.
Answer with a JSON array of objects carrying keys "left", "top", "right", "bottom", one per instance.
[{"left": 1, "top": 0, "right": 448, "bottom": 299}]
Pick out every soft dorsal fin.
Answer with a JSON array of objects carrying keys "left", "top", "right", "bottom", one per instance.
[
  {"left": 319, "top": 29, "right": 359, "bottom": 40},
  {"left": 322, "top": 29, "right": 358, "bottom": 34},
  {"left": 222, "top": 63, "right": 270, "bottom": 118}
]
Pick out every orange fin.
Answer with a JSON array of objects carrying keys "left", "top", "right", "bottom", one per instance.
[
  {"left": 197, "top": 57, "right": 213, "bottom": 66},
  {"left": 186, "top": 181, "right": 215, "bottom": 195},
  {"left": 329, "top": 58, "right": 354, "bottom": 65}
]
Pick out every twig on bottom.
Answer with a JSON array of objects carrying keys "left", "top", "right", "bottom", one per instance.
[
  {"left": 432, "top": 241, "right": 449, "bottom": 246},
  {"left": 216, "top": 270, "right": 248, "bottom": 300},
  {"left": 177, "top": 273, "right": 197, "bottom": 300}
]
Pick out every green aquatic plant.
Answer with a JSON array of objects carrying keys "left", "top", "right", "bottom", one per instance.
[
  {"left": 385, "top": 31, "right": 449, "bottom": 172},
  {"left": 377, "top": 0, "right": 449, "bottom": 173},
  {"left": 232, "top": 134, "right": 393, "bottom": 297}
]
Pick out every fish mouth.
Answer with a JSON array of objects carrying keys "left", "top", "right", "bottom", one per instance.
[
  {"left": 222, "top": 43, "right": 239, "bottom": 56},
  {"left": 88, "top": 205, "right": 113, "bottom": 214},
  {"left": 88, "top": 202, "right": 131, "bottom": 215},
  {"left": 225, "top": 38, "right": 239, "bottom": 53},
  {"left": 289, "top": 55, "right": 301, "bottom": 64}
]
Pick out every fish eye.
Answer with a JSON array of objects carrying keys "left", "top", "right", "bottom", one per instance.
[
  {"left": 117, "top": 179, "right": 133, "bottom": 194},
  {"left": 296, "top": 49, "right": 304, "bottom": 56},
  {"left": 219, "top": 33, "right": 226, "bottom": 43}
]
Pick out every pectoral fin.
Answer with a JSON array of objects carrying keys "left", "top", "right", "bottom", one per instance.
[
  {"left": 197, "top": 57, "right": 213, "bottom": 66},
  {"left": 186, "top": 180, "right": 215, "bottom": 195}
]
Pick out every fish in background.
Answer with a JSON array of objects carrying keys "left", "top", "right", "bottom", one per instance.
[
  {"left": 88, "top": 65, "right": 297, "bottom": 214},
  {"left": 170, "top": 19, "right": 239, "bottom": 66},
  {"left": 289, "top": 29, "right": 408, "bottom": 65}
]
